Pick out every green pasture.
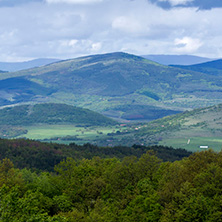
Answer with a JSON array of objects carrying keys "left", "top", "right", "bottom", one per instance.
[
  {"left": 18, "top": 124, "right": 126, "bottom": 144},
  {"left": 159, "top": 137, "right": 222, "bottom": 152}
]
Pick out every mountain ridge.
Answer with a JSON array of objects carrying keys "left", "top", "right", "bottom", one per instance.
[
  {"left": 0, "top": 52, "right": 222, "bottom": 121},
  {"left": 141, "top": 54, "right": 214, "bottom": 65},
  {"left": 0, "top": 58, "right": 60, "bottom": 72}
]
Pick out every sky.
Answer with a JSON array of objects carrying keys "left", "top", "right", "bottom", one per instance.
[{"left": 0, "top": 0, "right": 222, "bottom": 61}]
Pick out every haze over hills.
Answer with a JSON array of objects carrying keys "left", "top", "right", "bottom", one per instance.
[
  {"left": 141, "top": 54, "right": 214, "bottom": 65},
  {"left": 0, "top": 52, "right": 222, "bottom": 121},
  {"left": 0, "top": 58, "right": 60, "bottom": 72}
]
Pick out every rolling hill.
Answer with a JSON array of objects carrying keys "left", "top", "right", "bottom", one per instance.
[
  {"left": 1, "top": 52, "right": 222, "bottom": 121},
  {"left": 0, "top": 103, "right": 115, "bottom": 126},
  {"left": 0, "top": 103, "right": 116, "bottom": 138},
  {"left": 1, "top": 102, "right": 222, "bottom": 152}
]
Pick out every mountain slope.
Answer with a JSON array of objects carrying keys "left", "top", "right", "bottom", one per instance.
[
  {"left": 1, "top": 52, "right": 222, "bottom": 121},
  {"left": 171, "top": 59, "right": 222, "bottom": 76}
]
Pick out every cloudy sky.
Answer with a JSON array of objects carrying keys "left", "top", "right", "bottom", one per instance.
[{"left": 0, "top": 0, "right": 222, "bottom": 61}]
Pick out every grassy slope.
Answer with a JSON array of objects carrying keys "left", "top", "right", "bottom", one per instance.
[
  {"left": 1, "top": 52, "right": 222, "bottom": 121},
  {"left": 126, "top": 103, "right": 222, "bottom": 151}
]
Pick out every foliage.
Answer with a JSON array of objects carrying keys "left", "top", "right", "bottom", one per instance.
[
  {"left": 1, "top": 149, "right": 222, "bottom": 221},
  {"left": 0, "top": 138, "right": 191, "bottom": 171}
]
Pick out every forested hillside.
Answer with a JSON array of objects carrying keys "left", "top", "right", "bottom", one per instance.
[
  {"left": 0, "top": 103, "right": 116, "bottom": 126},
  {"left": 0, "top": 138, "right": 191, "bottom": 171},
  {"left": 1, "top": 147, "right": 222, "bottom": 221}
]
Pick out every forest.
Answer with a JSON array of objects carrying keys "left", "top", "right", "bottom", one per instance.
[{"left": 1, "top": 139, "right": 222, "bottom": 221}]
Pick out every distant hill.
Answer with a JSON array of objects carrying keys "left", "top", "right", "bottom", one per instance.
[
  {"left": 0, "top": 103, "right": 116, "bottom": 126},
  {"left": 171, "top": 59, "right": 222, "bottom": 76},
  {"left": 1, "top": 52, "right": 222, "bottom": 121},
  {"left": 0, "top": 58, "right": 60, "bottom": 72},
  {"left": 142, "top": 54, "right": 214, "bottom": 65}
]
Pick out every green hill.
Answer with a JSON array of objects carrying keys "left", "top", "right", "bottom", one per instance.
[
  {"left": 1, "top": 52, "right": 222, "bottom": 121},
  {"left": 0, "top": 103, "right": 116, "bottom": 126},
  {"left": 0, "top": 103, "right": 116, "bottom": 138}
]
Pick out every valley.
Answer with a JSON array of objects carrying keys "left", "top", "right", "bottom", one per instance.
[
  {"left": 0, "top": 52, "right": 222, "bottom": 152},
  {"left": 0, "top": 102, "right": 221, "bottom": 152}
]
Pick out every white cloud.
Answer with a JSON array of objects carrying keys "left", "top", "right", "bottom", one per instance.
[
  {"left": 0, "top": 0, "right": 222, "bottom": 61},
  {"left": 174, "top": 37, "right": 203, "bottom": 53},
  {"left": 112, "top": 16, "right": 146, "bottom": 34},
  {"left": 91, "top": 42, "right": 102, "bottom": 51}
]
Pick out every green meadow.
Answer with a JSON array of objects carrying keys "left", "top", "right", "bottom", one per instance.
[{"left": 18, "top": 124, "right": 127, "bottom": 145}]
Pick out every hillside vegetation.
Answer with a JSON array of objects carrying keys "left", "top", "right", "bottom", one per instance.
[
  {"left": 0, "top": 138, "right": 191, "bottom": 171},
  {"left": 1, "top": 52, "right": 222, "bottom": 121},
  {"left": 110, "top": 103, "right": 222, "bottom": 151}
]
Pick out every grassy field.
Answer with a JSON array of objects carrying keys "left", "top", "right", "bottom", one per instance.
[
  {"left": 18, "top": 124, "right": 127, "bottom": 145},
  {"left": 159, "top": 137, "right": 222, "bottom": 152},
  {"left": 16, "top": 123, "right": 222, "bottom": 151}
]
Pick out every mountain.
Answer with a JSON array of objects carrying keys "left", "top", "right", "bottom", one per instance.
[
  {"left": 0, "top": 58, "right": 60, "bottom": 72},
  {"left": 171, "top": 59, "right": 222, "bottom": 76},
  {"left": 1, "top": 52, "right": 222, "bottom": 121},
  {"left": 142, "top": 54, "right": 214, "bottom": 65}
]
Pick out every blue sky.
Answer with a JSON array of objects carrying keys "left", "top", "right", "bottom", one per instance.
[{"left": 0, "top": 0, "right": 222, "bottom": 61}]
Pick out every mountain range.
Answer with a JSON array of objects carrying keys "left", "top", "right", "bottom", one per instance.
[
  {"left": 0, "top": 58, "right": 60, "bottom": 72},
  {"left": 0, "top": 52, "right": 222, "bottom": 122},
  {"left": 141, "top": 54, "right": 214, "bottom": 65}
]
